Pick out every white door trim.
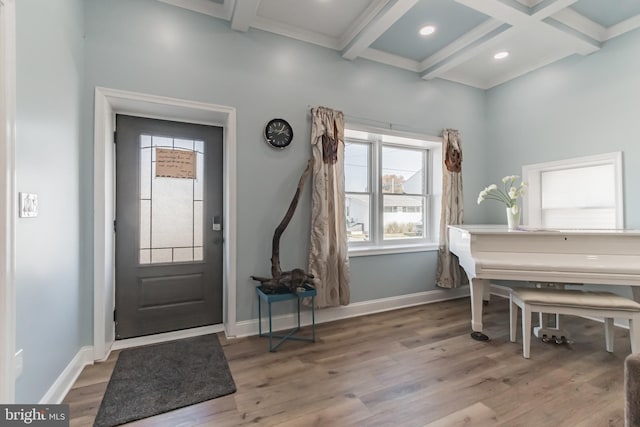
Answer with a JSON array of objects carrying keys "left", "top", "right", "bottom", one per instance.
[
  {"left": 0, "top": 0, "right": 17, "bottom": 403},
  {"left": 93, "top": 87, "right": 237, "bottom": 361}
]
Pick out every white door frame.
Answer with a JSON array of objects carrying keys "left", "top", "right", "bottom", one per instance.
[
  {"left": 93, "top": 87, "right": 237, "bottom": 361},
  {"left": 0, "top": 0, "right": 17, "bottom": 403}
]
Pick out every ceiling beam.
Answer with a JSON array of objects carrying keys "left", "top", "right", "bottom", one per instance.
[
  {"left": 455, "top": 0, "right": 599, "bottom": 54},
  {"left": 342, "top": 0, "right": 419, "bottom": 61},
  {"left": 550, "top": 7, "right": 606, "bottom": 41},
  {"left": 231, "top": 0, "right": 261, "bottom": 32},
  {"left": 454, "top": 0, "right": 531, "bottom": 26},
  {"left": 338, "top": 0, "right": 391, "bottom": 51},
  {"left": 530, "top": 0, "right": 579, "bottom": 20},
  {"left": 607, "top": 14, "right": 640, "bottom": 40}
]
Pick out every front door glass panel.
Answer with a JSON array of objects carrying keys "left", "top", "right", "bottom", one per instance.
[{"left": 139, "top": 134, "right": 205, "bottom": 264}]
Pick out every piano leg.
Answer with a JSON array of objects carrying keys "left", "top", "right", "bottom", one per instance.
[{"left": 470, "top": 278, "right": 490, "bottom": 341}]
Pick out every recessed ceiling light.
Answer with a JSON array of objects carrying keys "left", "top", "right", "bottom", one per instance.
[
  {"left": 419, "top": 25, "right": 436, "bottom": 36},
  {"left": 494, "top": 51, "right": 509, "bottom": 60}
]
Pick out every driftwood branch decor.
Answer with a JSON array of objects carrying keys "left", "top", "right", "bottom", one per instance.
[{"left": 251, "top": 159, "right": 315, "bottom": 294}]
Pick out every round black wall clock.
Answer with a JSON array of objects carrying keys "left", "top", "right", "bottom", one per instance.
[{"left": 264, "top": 118, "right": 293, "bottom": 149}]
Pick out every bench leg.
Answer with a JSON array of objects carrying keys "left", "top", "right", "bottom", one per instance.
[
  {"left": 630, "top": 315, "right": 640, "bottom": 354},
  {"left": 523, "top": 305, "right": 532, "bottom": 359},
  {"left": 604, "top": 318, "right": 614, "bottom": 353},
  {"left": 510, "top": 296, "right": 518, "bottom": 343}
]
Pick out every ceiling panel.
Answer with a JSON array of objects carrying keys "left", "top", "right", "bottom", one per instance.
[
  {"left": 570, "top": 0, "right": 640, "bottom": 27},
  {"left": 370, "top": 0, "right": 489, "bottom": 61},
  {"left": 257, "top": 0, "right": 375, "bottom": 38},
  {"left": 441, "top": 26, "right": 580, "bottom": 89}
]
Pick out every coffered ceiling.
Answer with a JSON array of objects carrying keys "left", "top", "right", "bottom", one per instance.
[{"left": 157, "top": 0, "right": 640, "bottom": 89}]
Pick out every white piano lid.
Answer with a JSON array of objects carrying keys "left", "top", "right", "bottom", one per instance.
[{"left": 448, "top": 224, "right": 640, "bottom": 236}]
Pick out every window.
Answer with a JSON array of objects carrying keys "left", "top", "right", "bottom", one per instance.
[
  {"left": 522, "top": 152, "right": 623, "bottom": 229},
  {"left": 344, "top": 127, "right": 442, "bottom": 254}
]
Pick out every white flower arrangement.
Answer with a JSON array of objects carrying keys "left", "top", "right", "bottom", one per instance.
[{"left": 477, "top": 175, "right": 527, "bottom": 214}]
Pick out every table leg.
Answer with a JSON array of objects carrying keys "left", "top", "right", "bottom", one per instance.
[
  {"left": 258, "top": 294, "right": 262, "bottom": 337},
  {"left": 311, "top": 296, "right": 316, "bottom": 342},
  {"left": 268, "top": 301, "right": 273, "bottom": 352},
  {"left": 470, "top": 278, "right": 490, "bottom": 341}
]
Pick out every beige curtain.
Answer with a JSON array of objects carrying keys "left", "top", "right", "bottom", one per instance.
[
  {"left": 436, "top": 129, "right": 468, "bottom": 288},
  {"left": 308, "top": 106, "right": 350, "bottom": 307}
]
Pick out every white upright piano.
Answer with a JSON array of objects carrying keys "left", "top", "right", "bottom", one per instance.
[{"left": 448, "top": 225, "right": 640, "bottom": 339}]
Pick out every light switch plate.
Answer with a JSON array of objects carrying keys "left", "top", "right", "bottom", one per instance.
[{"left": 19, "top": 192, "right": 38, "bottom": 218}]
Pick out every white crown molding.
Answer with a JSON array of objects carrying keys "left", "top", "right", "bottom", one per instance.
[
  {"left": 360, "top": 47, "right": 420, "bottom": 72},
  {"left": 435, "top": 73, "right": 491, "bottom": 90},
  {"left": 480, "top": 48, "right": 576, "bottom": 89},
  {"left": 157, "top": 0, "right": 231, "bottom": 20},
  {"left": 39, "top": 347, "right": 93, "bottom": 404},
  {"left": 251, "top": 15, "right": 340, "bottom": 50},
  {"left": 419, "top": 18, "right": 505, "bottom": 73},
  {"left": 230, "top": 0, "right": 260, "bottom": 32},
  {"left": 342, "top": 0, "right": 419, "bottom": 60},
  {"left": 338, "top": 0, "right": 391, "bottom": 51}
]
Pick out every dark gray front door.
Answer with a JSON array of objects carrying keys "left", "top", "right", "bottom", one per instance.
[{"left": 115, "top": 115, "right": 223, "bottom": 339}]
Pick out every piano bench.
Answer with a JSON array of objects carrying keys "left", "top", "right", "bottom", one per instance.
[{"left": 509, "top": 287, "right": 640, "bottom": 359}]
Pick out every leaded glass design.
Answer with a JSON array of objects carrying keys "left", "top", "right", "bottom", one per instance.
[{"left": 139, "top": 135, "right": 205, "bottom": 264}]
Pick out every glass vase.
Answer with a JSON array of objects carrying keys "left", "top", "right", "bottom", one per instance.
[{"left": 506, "top": 206, "right": 520, "bottom": 229}]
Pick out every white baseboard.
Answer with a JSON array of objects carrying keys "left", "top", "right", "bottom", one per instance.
[
  {"left": 39, "top": 346, "right": 94, "bottom": 404},
  {"left": 111, "top": 324, "right": 225, "bottom": 353},
  {"left": 233, "top": 287, "right": 470, "bottom": 338}
]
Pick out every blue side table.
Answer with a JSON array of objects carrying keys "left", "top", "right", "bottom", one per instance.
[{"left": 256, "top": 286, "right": 317, "bottom": 352}]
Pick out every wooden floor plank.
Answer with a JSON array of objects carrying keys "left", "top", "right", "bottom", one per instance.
[
  {"left": 423, "top": 402, "right": 498, "bottom": 427},
  {"left": 64, "top": 296, "right": 628, "bottom": 426}
]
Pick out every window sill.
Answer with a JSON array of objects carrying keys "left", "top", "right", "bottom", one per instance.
[{"left": 348, "top": 243, "right": 439, "bottom": 257}]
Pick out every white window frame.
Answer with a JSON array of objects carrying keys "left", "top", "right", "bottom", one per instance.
[
  {"left": 345, "top": 124, "right": 442, "bottom": 256},
  {"left": 522, "top": 152, "right": 624, "bottom": 228}
]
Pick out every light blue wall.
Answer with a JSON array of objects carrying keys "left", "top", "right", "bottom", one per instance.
[
  {"left": 83, "top": 0, "right": 487, "bottom": 322},
  {"left": 22, "top": 0, "right": 640, "bottom": 403},
  {"left": 485, "top": 28, "right": 640, "bottom": 297},
  {"left": 15, "top": 0, "right": 85, "bottom": 402},
  {"left": 486, "top": 29, "right": 640, "bottom": 228}
]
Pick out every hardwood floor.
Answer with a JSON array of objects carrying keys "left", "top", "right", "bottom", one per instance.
[{"left": 63, "top": 296, "right": 630, "bottom": 426}]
